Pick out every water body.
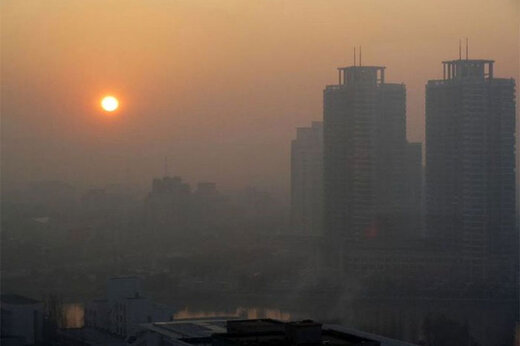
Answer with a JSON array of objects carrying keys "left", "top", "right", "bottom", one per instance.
[
  {"left": 174, "top": 306, "right": 291, "bottom": 320},
  {"left": 63, "top": 303, "right": 84, "bottom": 328},
  {"left": 62, "top": 304, "right": 291, "bottom": 329}
]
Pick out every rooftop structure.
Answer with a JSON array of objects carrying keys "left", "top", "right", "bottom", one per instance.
[
  {"left": 0, "top": 294, "right": 40, "bottom": 305},
  {"left": 441, "top": 59, "right": 494, "bottom": 80},
  {"left": 129, "top": 318, "right": 416, "bottom": 346},
  {"left": 1, "top": 294, "right": 43, "bottom": 345},
  {"left": 336, "top": 66, "right": 386, "bottom": 87}
]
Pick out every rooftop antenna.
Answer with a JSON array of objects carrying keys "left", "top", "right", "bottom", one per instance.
[
  {"left": 459, "top": 39, "right": 462, "bottom": 60},
  {"left": 465, "top": 37, "right": 469, "bottom": 60},
  {"left": 359, "top": 46, "right": 362, "bottom": 66},
  {"left": 354, "top": 46, "right": 356, "bottom": 66}
]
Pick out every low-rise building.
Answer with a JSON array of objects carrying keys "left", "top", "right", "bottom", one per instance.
[
  {"left": 1, "top": 294, "right": 43, "bottom": 346},
  {"left": 83, "top": 277, "right": 173, "bottom": 339},
  {"left": 127, "top": 318, "right": 416, "bottom": 346}
]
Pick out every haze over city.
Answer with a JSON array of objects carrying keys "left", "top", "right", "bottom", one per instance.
[
  {"left": 3, "top": 0, "right": 518, "bottom": 193},
  {"left": 1, "top": 1, "right": 519, "bottom": 345}
]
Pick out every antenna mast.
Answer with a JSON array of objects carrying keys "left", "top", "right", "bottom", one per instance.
[
  {"left": 465, "top": 37, "right": 469, "bottom": 60},
  {"left": 354, "top": 46, "right": 356, "bottom": 66},
  {"left": 359, "top": 46, "right": 362, "bottom": 66}
]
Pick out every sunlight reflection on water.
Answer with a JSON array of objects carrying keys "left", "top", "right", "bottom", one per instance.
[
  {"left": 63, "top": 303, "right": 291, "bottom": 329},
  {"left": 174, "top": 306, "right": 291, "bottom": 320},
  {"left": 63, "top": 303, "right": 84, "bottom": 328}
]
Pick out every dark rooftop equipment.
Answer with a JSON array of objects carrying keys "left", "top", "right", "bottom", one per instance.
[
  {"left": 285, "top": 320, "right": 322, "bottom": 345},
  {"left": 226, "top": 319, "right": 285, "bottom": 334}
]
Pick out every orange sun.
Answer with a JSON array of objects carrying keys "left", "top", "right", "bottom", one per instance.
[{"left": 101, "top": 96, "right": 119, "bottom": 112}]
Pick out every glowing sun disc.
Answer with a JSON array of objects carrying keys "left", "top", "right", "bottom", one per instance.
[{"left": 101, "top": 96, "right": 119, "bottom": 112}]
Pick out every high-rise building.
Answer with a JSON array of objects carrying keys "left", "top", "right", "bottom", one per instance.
[
  {"left": 425, "top": 58, "right": 517, "bottom": 279},
  {"left": 291, "top": 121, "right": 323, "bottom": 235},
  {"left": 323, "top": 64, "right": 412, "bottom": 240},
  {"left": 1, "top": 294, "right": 43, "bottom": 345},
  {"left": 404, "top": 142, "right": 424, "bottom": 236}
]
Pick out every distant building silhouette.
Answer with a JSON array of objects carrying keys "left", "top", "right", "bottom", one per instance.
[
  {"left": 192, "top": 182, "right": 220, "bottom": 234},
  {"left": 145, "top": 176, "right": 192, "bottom": 235},
  {"left": 16, "top": 180, "right": 77, "bottom": 213},
  {"left": 323, "top": 64, "right": 421, "bottom": 241},
  {"left": 425, "top": 58, "right": 517, "bottom": 281},
  {"left": 291, "top": 121, "right": 323, "bottom": 235},
  {"left": 145, "top": 176, "right": 232, "bottom": 236}
]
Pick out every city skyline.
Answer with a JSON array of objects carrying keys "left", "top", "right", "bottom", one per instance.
[
  {"left": 1, "top": 2, "right": 518, "bottom": 344},
  {"left": 3, "top": 49, "right": 517, "bottom": 196},
  {"left": 2, "top": 0, "right": 518, "bottom": 193}
]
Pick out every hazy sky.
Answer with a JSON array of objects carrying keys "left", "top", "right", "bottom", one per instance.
[{"left": 2, "top": 0, "right": 519, "bottom": 195}]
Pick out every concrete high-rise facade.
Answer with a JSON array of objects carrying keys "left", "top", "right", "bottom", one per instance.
[
  {"left": 291, "top": 121, "right": 323, "bottom": 235},
  {"left": 323, "top": 65, "right": 413, "bottom": 240},
  {"left": 404, "top": 142, "right": 424, "bottom": 235},
  {"left": 425, "top": 58, "right": 517, "bottom": 279}
]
